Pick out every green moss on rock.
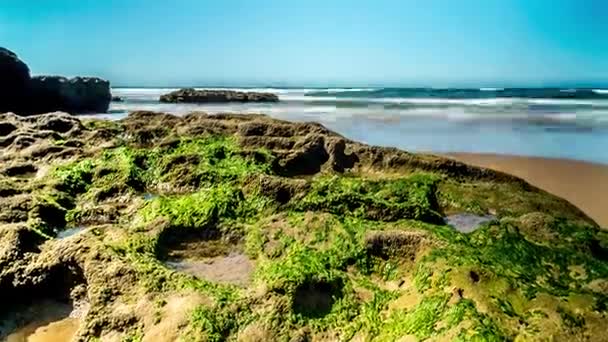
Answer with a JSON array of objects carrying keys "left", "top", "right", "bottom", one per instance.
[{"left": 0, "top": 112, "right": 606, "bottom": 341}]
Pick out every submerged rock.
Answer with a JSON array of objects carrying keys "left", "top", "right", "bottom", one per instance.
[
  {"left": 0, "top": 47, "right": 111, "bottom": 115},
  {"left": 159, "top": 88, "right": 279, "bottom": 103}
]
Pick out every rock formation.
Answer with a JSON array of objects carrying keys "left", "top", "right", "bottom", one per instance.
[
  {"left": 0, "top": 48, "right": 30, "bottom": 114},
  {"left": 0, "top": 48, "right": 111, "bottom": 115},
  {"left": 159, "top": 88, "right": 279, "bottom": 103},
  {"left": 1, "top": 110, "right": 606, "bottom": 341},
  {"left": 28, "top": 76, "right": 111, "bottom": 114}
]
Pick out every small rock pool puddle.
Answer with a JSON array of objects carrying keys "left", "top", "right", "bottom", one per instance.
[
  {"left": 165, "top": 252, "right": 254, "bottom": 287},
  {"left": 55, "top": 226, "right": 86, "bottom": 239},
  {"left": 1, "top": 300, "right": 82, "bottom": 342},
  {"left": 143, "top": 192, "right": 158, "bottom": 200},
  {"left": 445, "top": 213, "right": 497, "bottom": 233}
]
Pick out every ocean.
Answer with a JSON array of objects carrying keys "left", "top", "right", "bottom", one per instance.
[{"left": 105, "top": 87, "right": 608, "bottom": 164}]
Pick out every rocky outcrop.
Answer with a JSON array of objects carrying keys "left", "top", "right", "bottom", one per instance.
[
  {"left": 159, "top": 88, "right": 279, "bottom": 103},
  {"left": 28, "top": 76, "right": 111, "bottom": 114},
  {"left": 0, "top": 48, "right": 31, "bottom": 114},
  {"left": 0, "top": 111, "right": 604, "bottom": 341},
  {"left": 0, "top": 48, "right": 111, "bottom": 115}
]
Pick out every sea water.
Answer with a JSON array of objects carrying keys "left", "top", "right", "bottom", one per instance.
[{"left": 99, "top": 87, "right": 608, "bottom": 164}]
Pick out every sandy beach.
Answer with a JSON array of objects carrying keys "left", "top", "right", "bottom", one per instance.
[{"left": 445, "top": 153, "right": 608, "bottom": 227}]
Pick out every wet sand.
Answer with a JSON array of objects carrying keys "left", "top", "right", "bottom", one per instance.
[{"left": 444, "top": 153, "right": 608, "bottom": 228}]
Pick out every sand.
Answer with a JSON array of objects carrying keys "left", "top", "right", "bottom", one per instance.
[{"left": 444, "top": 153, "right": 608, "bottom": 228}]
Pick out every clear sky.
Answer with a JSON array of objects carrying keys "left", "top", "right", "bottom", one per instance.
[{"left": 1, "top": 0, "right": 607, "bottom": 87}]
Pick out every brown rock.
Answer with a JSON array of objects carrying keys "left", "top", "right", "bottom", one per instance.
[{"left": 159, "top": 88, "right": 279, "bottom": 103}]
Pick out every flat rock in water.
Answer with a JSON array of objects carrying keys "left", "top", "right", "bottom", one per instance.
[{"left": 159, "top": 88, "right": 279, "bottom": 103}]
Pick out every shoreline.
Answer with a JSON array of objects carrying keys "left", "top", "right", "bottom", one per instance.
[{"left": 443, "top": 152, "right": 608, "bottom": 227}]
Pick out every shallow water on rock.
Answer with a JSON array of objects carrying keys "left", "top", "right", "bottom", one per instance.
[
  {"left": 143, "top": 192, "right": 158, "bottom": 200},
  {"left": 1, "top": 300, "right": 81, "bottom": 342},
  {"left": 165, "top": 252, "right": 253, "bottom": 287},
  {"left": 445, "top": 213, "right": 496, "bottom": 233},
  {"left": 56, "top": 226, "right": 86, "bottom": 239}
]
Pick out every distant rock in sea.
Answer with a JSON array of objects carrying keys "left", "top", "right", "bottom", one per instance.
[
  {"left": 159, "top": 88, "right": 279, "bottom": 103},
  {"left": 0, "top": 47, "right": 111, "bottom": 115}
]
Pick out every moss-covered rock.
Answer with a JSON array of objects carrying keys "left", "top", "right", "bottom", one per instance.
[{"left": 0, "top": 111, "right": 605, "bottom": 341}]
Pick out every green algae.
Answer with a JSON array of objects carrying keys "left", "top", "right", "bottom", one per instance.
[
  {"left": 22, "top": 122, "right": 608, "bottom": 341},
  {"left": 295, "top": 173, "right": 444, "bottom": 224}
]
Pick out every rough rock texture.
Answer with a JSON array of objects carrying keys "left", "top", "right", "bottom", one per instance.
[
  {"left": 159, "top": 88, "right": 279, "bottom": 103},
  {"left": 0, "top": 111, "right": 606, "bottom": 341},
  {"left": 0, "top": 48, "right": 111, "bottom": 115}
]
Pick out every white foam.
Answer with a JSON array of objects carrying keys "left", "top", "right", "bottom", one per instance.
[
  {"left": 542, "top": 113, "right": 578, "bottom": 121},
  {"left": 318, "top": 88, "right": 376, "bottom": 93},
  {"left": 593, "top": 89, "right": 608, "bottom": 94},
  {"left": 479, "top": 88, "right": 504, "bottom": 91}
]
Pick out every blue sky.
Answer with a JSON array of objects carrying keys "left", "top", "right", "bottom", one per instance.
[{"left": 1, "top": 0, "right": 607, "bottom": 87}]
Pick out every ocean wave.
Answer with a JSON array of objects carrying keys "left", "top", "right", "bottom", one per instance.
[
  {"left": 314, "top": 88, "right": 377, "bottom": 93},
  {"left": 113, "top": 87, "right": 608, "bottom": 102},
  {"left": 305, "top": 87, "right": 608, "bottom": 100}
]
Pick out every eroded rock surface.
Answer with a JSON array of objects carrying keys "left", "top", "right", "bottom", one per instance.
[{"left": 0, "top": 111, "right": 606, "bottom": 341}]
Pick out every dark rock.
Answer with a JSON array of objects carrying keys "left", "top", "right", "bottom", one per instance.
[
  {"left": 250, "top": 175, "right": 309, "bottom": 204},
  {"left": 0, "top": 47, "right": 111, "bottom": 115},
  {"left": 29, "top": 76, "right": 111, "bottom": 114},
  {"left": 30, "top": 200, "right": 67, "bottom": 229},
  {"left": 159, "top": 88, "right": 279, "bottom": 103},
  {"left": 278, "top": 135, "right": 329, "bottom": 176},
  {"left": 0, "top": 122, "right": 18, "bottom": 137},
  {"left": 0, "top": 48, "right": 31, "bottom": 114},
  {"left": 326, "top": 139, "right": 358, "bottom": 172},
  {"left": 111, "top": 96, "right": 123, "bottom": 102},
  {"left": 0, "top": 186, "right": 21, "bottom": 198},
  {"left": 292, "top": 279, "right": 343, "bottom": 318},
  {"left": 0, "top": 163, "right": 37, "bottom": 177},
  {"left": 365, "top": 230, "right": 427, "bottom": 261}
]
